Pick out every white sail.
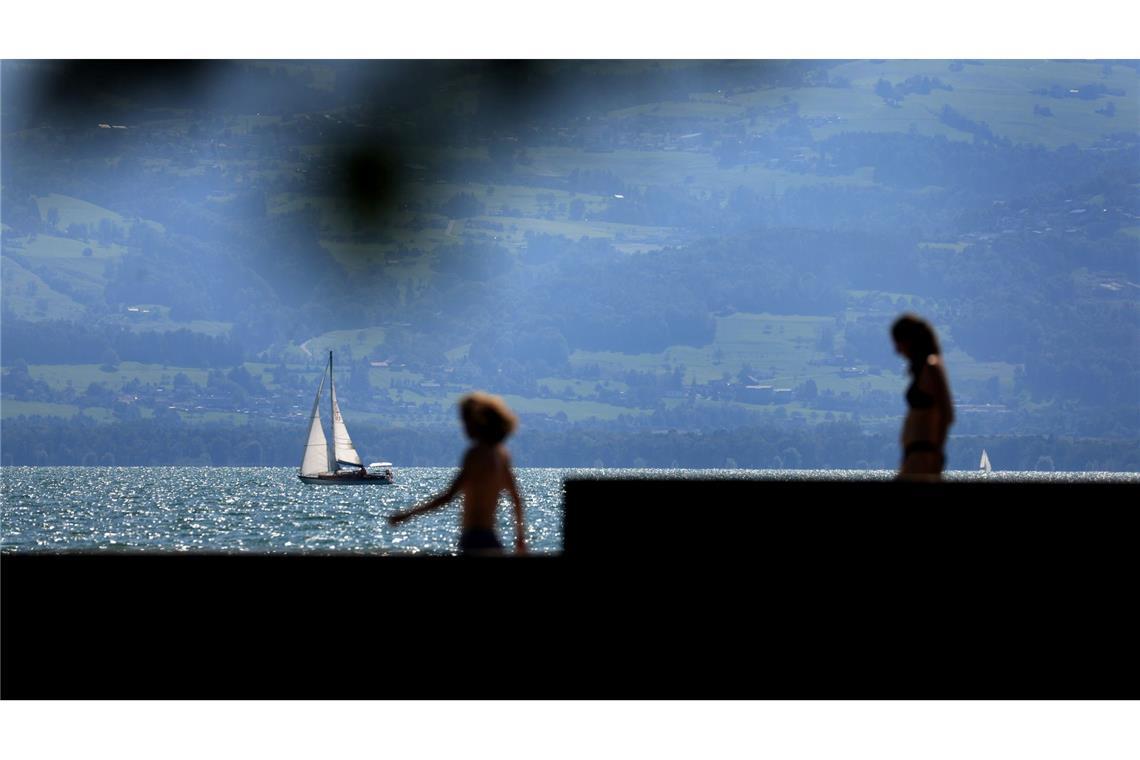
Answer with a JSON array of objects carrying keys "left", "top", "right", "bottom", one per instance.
[
  {"left": 330, "top": 376, "right": 363, "bottom": 469},
  {"left": 300, "top": 372, "right": 329, "bottom": 477},
  {"left": 980, "top": 449, "right": 992, "bottom": 473}
]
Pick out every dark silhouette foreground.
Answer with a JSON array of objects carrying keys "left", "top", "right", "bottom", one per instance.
[{"left": 3, "top": 477, "right": 1136, "bottom": 698}]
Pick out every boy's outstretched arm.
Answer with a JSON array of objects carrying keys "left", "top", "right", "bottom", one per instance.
[
  {"left": 388, "top": 464, "right": 465, "bottom": 525},
  {"left": 505, "top": 458, "right": 526, "bottom": 554}
]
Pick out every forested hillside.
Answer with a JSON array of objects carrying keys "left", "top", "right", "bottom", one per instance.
[{"left": 3, "top": 60, "right": 1137, "bottom": 468}]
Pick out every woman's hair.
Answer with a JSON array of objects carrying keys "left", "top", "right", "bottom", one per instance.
[
  {"left": 459, "top": 391, "right": 518, "bottom": 445},
  {"left": 891, "top": 313, "right": 942, "bottom": 369}
]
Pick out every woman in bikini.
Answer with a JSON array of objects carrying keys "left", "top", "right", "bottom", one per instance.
[
  {"left": 891, "top": 314, "right": 955, "bottom": 480},
  {"left": 388, "top": 392, "right": 526, "bottom": 555}
]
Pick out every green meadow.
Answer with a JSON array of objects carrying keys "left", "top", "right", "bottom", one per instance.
[
  {"left": 518, "top": 146, "right": 877, "bottom": 197},
  {"left": 282, "top": 326, "right": 390, "bottom": 365},
  {"left": 33, "top": 193, "right": 130, "bottom": 231},
  {"left": 537, "top": 377, "right": 631, "bottom": 396},
  {"left": 462, "top": 214, "right": 676, "bottom": 251},
  {"left": 0, "top": 401, "right": 113, "bottom": 421},
  {"left": 3, "top": 233, "right": 126, "bottom": 306},
  {"left": 26, "top": 363, "right": 212, "bottom": 391},
  {"left": 498, "top": 394, "right": 651, "bottom": 422},
  {"left": 570, "top": 312, "right": 834, "bottom": 386},
  {"left": 1, "top": 256, "right": 88, "bottom": 320},
  {"left": 122, "top": 319, "right": 234, "bottom": 337}
]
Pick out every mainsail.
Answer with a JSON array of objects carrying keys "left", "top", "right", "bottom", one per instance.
[
  {"left": 330, "top": 379, "right": 363, "bottom": 469},
  {"left": 979, "top": 449, "right": 992, "bottom": 473},
  {"left": 299, "top": 372, "right": 329, "bottom": 477}
]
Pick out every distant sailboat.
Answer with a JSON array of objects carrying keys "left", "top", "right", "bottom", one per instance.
[
  {"left": 979, "top": 449, "right": 992, "bottom": 474},
  {"left": 299, "top": 351, "right": 393, "bottom": 485}
]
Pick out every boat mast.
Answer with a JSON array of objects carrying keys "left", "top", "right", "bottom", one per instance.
[{"left": 328, "top": 350, "right": 335, "bottom": 472}]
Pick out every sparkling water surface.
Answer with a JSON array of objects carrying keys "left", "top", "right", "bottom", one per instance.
[{"left": 2, "top": 467, "right": 1137, "bottom": 554}]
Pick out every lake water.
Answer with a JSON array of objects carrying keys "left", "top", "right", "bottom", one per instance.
[{"left": 2, "top": 467, "right": 1137, "bottom": 554}]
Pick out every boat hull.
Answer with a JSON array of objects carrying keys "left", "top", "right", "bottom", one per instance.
[{"left": 299, "top": 473, "right": 394, "bottom": 485}]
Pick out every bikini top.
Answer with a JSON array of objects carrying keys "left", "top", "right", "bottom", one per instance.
[{"left": 906, "top": 364, "right": 936, "bottom": 410}]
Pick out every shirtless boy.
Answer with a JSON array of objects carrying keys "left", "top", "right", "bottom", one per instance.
[{"left": 388, "top": 392, "right": 526, "bottom": 555}]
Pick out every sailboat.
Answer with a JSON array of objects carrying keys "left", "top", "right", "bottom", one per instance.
[
  {"left": 979, "top": 449, "right": 992, "bottom": 474},
  {"left": 299, "top": 351, "right": 394, "bottom": 485}
]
